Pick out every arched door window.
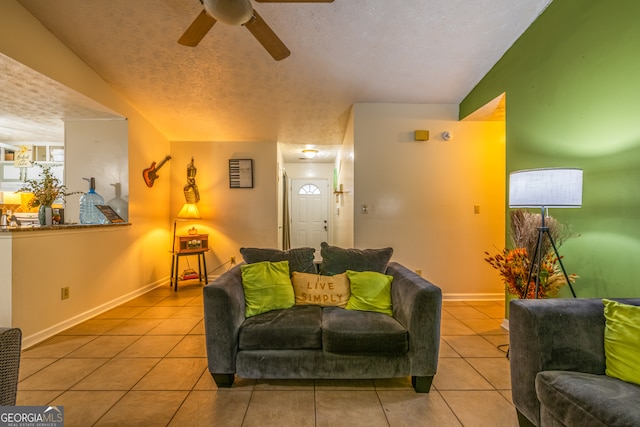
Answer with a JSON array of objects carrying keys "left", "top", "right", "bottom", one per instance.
[{"left": 298, "top": 184, "right": 321, "bottom": 195}]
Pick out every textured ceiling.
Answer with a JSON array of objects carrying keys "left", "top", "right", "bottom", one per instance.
[{"left": 5, "top": 0, "right": 552, "bottom": 162}]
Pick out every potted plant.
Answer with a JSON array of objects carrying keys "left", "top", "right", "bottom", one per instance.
[
  {"left": 16, "top": 164, "right": 77, "bottom": 225},
  {"left": 484, "top": 209, "right": 578, "bottom": 299}
]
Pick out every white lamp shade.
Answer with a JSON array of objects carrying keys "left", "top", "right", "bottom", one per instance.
[
  {"left": 509, "top": 168, "right": 583, "bottom": 208},
  {"left": 177, "top": 203, "right": 201, "bottom": 219}
]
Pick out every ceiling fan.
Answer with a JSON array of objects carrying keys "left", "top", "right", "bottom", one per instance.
[{"left": 179, "top": 0, "right": 334, "bottom": 61}]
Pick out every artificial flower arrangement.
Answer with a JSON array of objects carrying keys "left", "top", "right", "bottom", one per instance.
[
  {"left": 16, "top": 163, "right": 77, "bottom": 209},
  {"left": 484, "top": 209, "right": 578, "bottom": 299}
]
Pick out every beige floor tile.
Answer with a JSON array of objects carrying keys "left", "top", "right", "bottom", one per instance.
[
  {"left": 16, "top": 390, "right": 63, "bottom": 406},
  {"left": 19, "top": 358, "right": 108, "bottom": 390},
  {"left": 254, "top": 378, "right": 315, "bottom": 390},
  {"left": 95, "top": 306, "right": 148, "bottom": 319},
  {"left": 444, "top": 306, "right": 491, "bottom": 319},
  {"left": 243, "top": 390, "right": 316, "bottom": 427},
  {"left": 67, "top": 335, "right": 139, "bottom": 358},
  {"left": 440, "top": 390, "right": 519, "bottom": 427},
  {"left": 134, "top": 306, "right": 183, "bottom": 318},
  {"left": 466, "top": 357, "right": 512, "bottom": 390},
  {"left": 94, "top": 390, "right": 187, "bottom": 426},
  {"left": 188, "top": 319, "right": 205, "bottom": 334},
  {"left": 169, "top": 390, "right": 252, "bottom": 427},
  {"left": 18, "top": 357, "right": 57, "bottom": 381},
  {"left": 193, "top": 372, "right": 257, "bottom": 391},
  {"left": 103, "top": 318, "right": 163, "bottom": 335},
  {"left": 119, "top": 295, "right": 168, "bottom": 306},
  {"left": 438, "top": 338, "right": 461, "bottom": 358},
  {"left": 315, "top": 378, "right": 376, "bottom": 390},
  {"left": 499, "top": 389, "right": 514, "bottom": 404},
  {"left": 187, "top": 296, "right": 204, "bottom": 307},
  {"left": 473, "top": 304, "right": 507, "bottom": 319},
  {"left": 22, "top": 335, "right": 98, "bottom": 358},
  {"left": 116, "top": 335, "right": 183, "bottom": 358},
  {"left": 58, "top": 318, "right": 124, "bottom": 335},
  {"left": 442, "top": 301, "right": 470, "bottom": 307},
  {"left": 72, "top": 358, "right": 159, "bottom": 390},
  {"left": 147, "top": 317, "right": 201, "bottom": 335},
  {"left": 440, "top": 318, "right": 477, "bottom": 336},
  {"left": 482, "top": 334, "right": 510, "bottom": 352},
  {"left": 378, "top": 390, "right": 462, "bottom": 426},
  {"left": 133, "top": 357, "right": 207, "bottom": 390},
  {"left": 443, "top": 336, "right": 506, "bottom": 358},
  {"left": 315, "top": 390, "right": 388, "bottom": 427},
  {"left": 154, "top": 294, "right": 199, "bottom": 307},
  {"left": 432, "top": 359, "right": 493, "bottom": 391},
  {"left": 167, "top": 334, "right": 207, "bottom": 357},
  {"left": 374, "top": 377, "right": 414, "bottom": 390},
  {"left": 49, "top": 390, "right": 125, "bottom": 427},
  {"left": 460, "top": 318, "right": 508, "bottom": 335},
  {"left": 170, "top": 305, "right": 205, "bottom": 318}
]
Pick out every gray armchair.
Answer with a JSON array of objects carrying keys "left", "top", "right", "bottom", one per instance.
[
  {"left": 0, "top": 327, "right": 22, "bottom": 406},
  {"left": 509, "top": 298, "right": 640, "bottom": 427}
]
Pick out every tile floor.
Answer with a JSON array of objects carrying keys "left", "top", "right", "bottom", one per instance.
[{"left": 16, "top": 282, "right": 517, "bottom": 427}]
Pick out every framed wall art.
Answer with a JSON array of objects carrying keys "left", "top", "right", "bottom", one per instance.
[{"left": 229, "top": 159, "right": 253, "bottom": 188}]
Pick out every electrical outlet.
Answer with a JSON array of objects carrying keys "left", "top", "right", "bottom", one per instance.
[
  {"left": 230, "top": 256, "right": 236, "bottom": 265},
  {"left": 61, "top": 287, "right": 70, "bottom": 300}
]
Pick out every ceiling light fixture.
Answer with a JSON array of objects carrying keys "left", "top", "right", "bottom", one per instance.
[
  {"left": 202, "top": 0, "right": 254, "bottom": 26},
  {"left": 302, "top": 149, "right": 318, "bottom": 159}
]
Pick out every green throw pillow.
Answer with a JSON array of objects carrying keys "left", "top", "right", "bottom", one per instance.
[
  {"left": 603, "top": 299, "right": 640, "bottom": 386},
  {"left": 241, "top": 260, "right": 294, "bottom": 318},
  {"left": 345, "top": 270, "right": 393, "bottom": 316}
]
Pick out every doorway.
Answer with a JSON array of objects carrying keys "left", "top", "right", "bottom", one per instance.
[{"left": 290, "top": 178, "right": 329, "bottom": 258}]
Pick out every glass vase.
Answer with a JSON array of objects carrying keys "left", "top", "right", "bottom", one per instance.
[{"left": 38, "top": 204, "right": 52, "bottom": 226}]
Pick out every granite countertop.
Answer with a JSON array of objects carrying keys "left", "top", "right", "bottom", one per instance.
[{"left": 0, "top": 222, "right": 130, "bottom": 232}]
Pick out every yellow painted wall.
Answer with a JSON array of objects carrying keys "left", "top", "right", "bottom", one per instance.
[
  {"left": 1, "top": 1, "right": 171, "bottom": 346},
  {"left": 353, "top": 103, "right": 505, "bottom": 298}
]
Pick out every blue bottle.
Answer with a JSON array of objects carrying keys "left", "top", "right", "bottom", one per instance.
[{"left": 80, "top": 177, "right": 106, "bottom": 224}]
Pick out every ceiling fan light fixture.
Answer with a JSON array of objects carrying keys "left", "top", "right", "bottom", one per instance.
[{"left": 202, "top": 0, "right": 253, "bottom": 26}]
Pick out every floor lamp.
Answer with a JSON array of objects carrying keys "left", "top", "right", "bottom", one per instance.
[
  {"left": 509, "top": 168, "right": 583, "bottom": 298},
  {"left": 171, "top": 202, "right": 201, "bottom": 286}
]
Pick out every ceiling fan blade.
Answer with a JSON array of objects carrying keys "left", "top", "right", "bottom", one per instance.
[
  {"left": 254, "top": 0, "right": 334, "bottom": 2},
  {"left": 178, "top": 9, "right": 217, "bottom": 47},
  {"left": 244, "top": 10, "right": 291, "bottom": 61}
]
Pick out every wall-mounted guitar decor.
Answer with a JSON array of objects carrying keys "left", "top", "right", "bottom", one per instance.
[{"left": 143, "top": 155, "right": 171, "bottom": 187}]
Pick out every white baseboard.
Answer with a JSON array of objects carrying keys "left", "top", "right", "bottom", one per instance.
[
  {"left": 21, "top": 278, "right": 168, "bottom": 349},
  {"left": 442, "top": 293, "right": 505, "bottom": 301},
  {"left": 501, "top": 318, "right": 509, "bottom": 331}
]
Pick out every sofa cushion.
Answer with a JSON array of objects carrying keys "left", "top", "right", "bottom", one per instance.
[
  {"left": 239, "top": 305, "right": 322, "bottom": 350},
  {"left": 240, "top": 247, "right": 317, "bottom": 274},
  {"left": 345, "top": 270, "right": 393, "bottom": 316},
  {"left": 603, "top": 298, "right": 640, "bottom": 386},
  {"left": 536, "top": 370, "right": 640, "bottom": 427},
  {"left": 241, "top": 260, "right": 294, "bottom": 318},
  {"left": 322, "top": 306, "right": 408, "bottom": 354},
  {"left": 318, "top": 242, "right": 393, "bottom": 276},
  {"left": 291, "top": 272, "right": 350, "bottom": 307}
]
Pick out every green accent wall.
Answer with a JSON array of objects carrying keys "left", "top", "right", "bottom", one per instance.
[{"left": 461, "top": 0, "right": 640, "bottom": 298}]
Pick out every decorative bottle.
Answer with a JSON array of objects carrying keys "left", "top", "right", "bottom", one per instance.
[
  {"left": 79, "top": 177, "right": 106, "bottom": 224},
  {"left": 107, "top": 183, "right": 128, "bottom": 222}
]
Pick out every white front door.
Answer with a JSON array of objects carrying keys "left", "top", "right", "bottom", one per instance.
[{"left": 290, "top": 179, "right": 328, "bottom": 257}]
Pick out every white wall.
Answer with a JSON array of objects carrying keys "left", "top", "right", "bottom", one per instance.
[
  {"left": 65, "top": 119, "right": 129, "bottom": 223},
  {"left": 332, "top": 108, "right": 355, "bottom": 248},
  {"left": 353, "top": 103, "right": 505, "bottom": 298},
  {"left": 169, "top": 140, "right": 279, "bottom": 271}
]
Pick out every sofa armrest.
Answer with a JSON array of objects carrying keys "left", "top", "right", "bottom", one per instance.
[
  {"left": 203, "top": 264, "right": 246, "bottom": 374},
  {"left": 509, "top": 298, "right": 628, "bottom": 426},
  {"left": 386, "top": 262, "right": 442, "bottom": 376}
]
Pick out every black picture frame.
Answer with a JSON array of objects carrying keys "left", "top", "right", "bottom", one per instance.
[
  {"left": 96, "top": 205, "right": 126, "bottom": 223},
  {"left": 229, "top": 159, "right": 254, "bottom": 188}
]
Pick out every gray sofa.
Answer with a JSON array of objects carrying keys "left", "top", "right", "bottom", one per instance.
[
  {"left": 509, "top": 298, "right": 640, "bottom": 427},
  {"left": 203, "top": 261, "right": 442, "bottom": 392}
]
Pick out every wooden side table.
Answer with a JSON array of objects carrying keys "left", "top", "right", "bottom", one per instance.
[{"left": 171, "top": 234, "right": 209, "bottom": 291}]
